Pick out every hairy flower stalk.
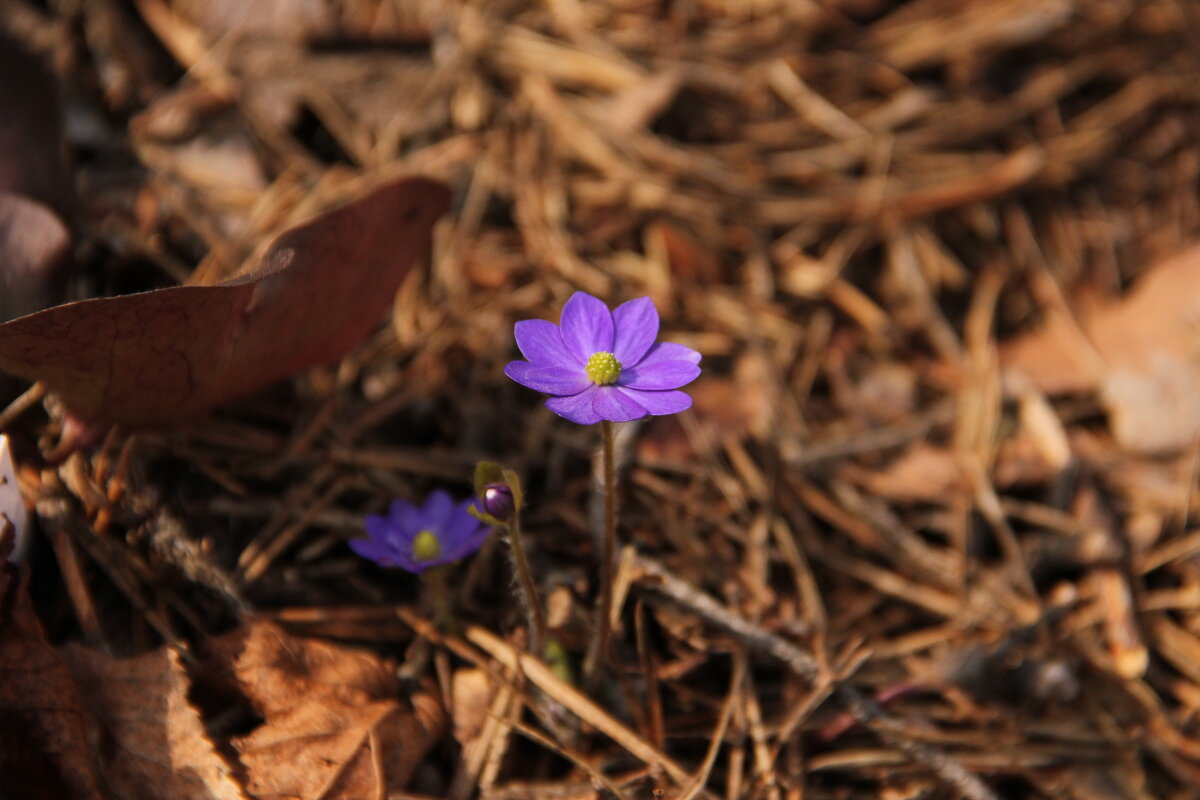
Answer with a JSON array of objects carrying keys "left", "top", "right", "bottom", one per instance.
[
  {"left": 505, "top": 509, "right": 546, "bottom": 655},
  {"left": 472, "top": 464, "right": 547, "bottom": 656},
  {"left": 582, "top": 418, "right": 618, "bottom": 682}
]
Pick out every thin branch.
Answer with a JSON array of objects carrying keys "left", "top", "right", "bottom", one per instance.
[{"left": 633, "top": 554, "right": 999, "bottom": 800}]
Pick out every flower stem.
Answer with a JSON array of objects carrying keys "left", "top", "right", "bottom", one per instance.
[
  {"left": 584, "top": 419, "right": 617, "bottom": 683},
  {"left": 424, "top": 566, "right": 458, "bottom": 633},
  {"left": 506, "top": 512, "right": 547, "bottom": 656}
]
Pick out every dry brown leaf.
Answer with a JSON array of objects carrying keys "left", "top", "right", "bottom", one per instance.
[
  {"left": 0, "top": 563, "right": 104, "bottom": 800},
  {"left": 0, "top": 176, "right": 449, "bottom": 431},
  {"left": 60, "top": 644, "right": 249, "bottom": 800},
  {"left": 1002, "top": 244, "right": 1200, "bottom": 453},
  {"left": 212, "top": 620, "right": 444, "bottom": 800}
]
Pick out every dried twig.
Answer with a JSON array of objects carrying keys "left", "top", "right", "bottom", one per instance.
[{"left": 634, "top": 555, "right": 1000, "bottom": 800}]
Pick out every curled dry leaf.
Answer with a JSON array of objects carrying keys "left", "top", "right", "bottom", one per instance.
[
  {"left": 60, "top": 644, "right": 249, "bottom": 800},
  {"left": 0, "top": 176, "right": 450, "bottom": 430},
  {"left": 210, "top": 620, "right": 444, "bottom": 800},
  {"left": 0, "top": 562, "right": 104, "bottom": 800},
  {"left": 1002, "top": 244, "right": 1200, "bottom": 454}
]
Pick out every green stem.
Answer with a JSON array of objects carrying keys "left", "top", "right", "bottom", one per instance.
[
  {"left": 584, "top": 419, "right": 617, "bottom": 683},
  {"left": 424, "top": 566, "right": 458, "bottom": 633},
  {"left": 507, "top": 513, "right": 547, "bottom": 656}
]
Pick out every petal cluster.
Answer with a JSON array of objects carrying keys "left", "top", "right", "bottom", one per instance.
[
  {"left": 504, "top": 292, "right": 701, "bottom": 425},
  {"left": 350, "top": 490, "right": 490, "bottom": 573}
]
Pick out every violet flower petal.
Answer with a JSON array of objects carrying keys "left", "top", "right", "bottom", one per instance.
[
  {"left": 545, "top": 386, "right": 602, "bottom": 424},
  {"left": 633, "top": 341, "right": 701, "bottom": 367},
  {"left": 386, "top": 499, "right": 419, "bottom": 531},
  {"left": 365, "top": 514, "right": 404, "bottom": 547},
  {"left": 515, "top": 319, "right": 575, "bottom": 366},
  {"left": 444, "top": 504, "right": 489, "bottom": 559},
  {"left": 504, "top": 362, "right": 591, "bottom": 395},
  {"left": 618, "top": 387, "right": 693, "bottom": 415},
  {"left": 593, "top": 386, "right": 648, "bottom": 422},
  {"left": 420, "top": 489, "right": 454, "bottom": 533},
  {"left": 611, "top": 296, "right": 659, "bottom": 366},
  {"left": 619, "top": 359, "right": 701, "bottom": 390},
  {"left": 560, "top": 291, "right": 614, "bottom": 363},
  {"left": 443, "top": 500, "right": 482, "bottom": 544},
  {"left": 349, "top": 537, "right": 416, "bottom": 571}
]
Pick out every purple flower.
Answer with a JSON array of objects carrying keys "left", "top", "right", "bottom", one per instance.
[
  {"left": 350, "top": 490, "right": 490, "bottom": 573},
  {"left": 504, "top": 292, "right": 701, "bottom": 425}
]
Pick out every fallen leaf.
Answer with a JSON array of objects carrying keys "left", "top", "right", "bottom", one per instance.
[
  {"left": 61, "top": 644, "right": 249, "bottom": 800},
  {"left": 0, "top": 562, "right": 104, "bottom": 800},
  {"left": 1002, "top": 244, "right": 1200, "bottom": 453},
  {"left": 0, "top": 176, "right": 450, "bottom": 430},
  {"left": 211, "top": 620, "right": 444, "bottom": 800}
]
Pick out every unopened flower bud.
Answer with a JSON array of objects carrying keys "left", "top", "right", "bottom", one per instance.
[{"left": 482, "top": 482, "right": 515, "bottom": 521}]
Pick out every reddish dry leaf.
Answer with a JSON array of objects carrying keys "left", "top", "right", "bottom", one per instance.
[
  {"left": 0, "top": 176, "right": 450, "bottom": 430},
  {"left": 212, "top": 620, "right": 443, "bottom": 800},
  {"left": 0, "top": 563, "right": 104, "bottom": 800},
  {"left": 60, "top": 644, "right": 249, "bottom": 800},
  {"left": 1002, "top": 244, "right": 1200, "bottom": 453}
]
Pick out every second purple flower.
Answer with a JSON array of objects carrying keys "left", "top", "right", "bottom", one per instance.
[{"left": 504, "top": 292, "right": 701, "bottom": 425}]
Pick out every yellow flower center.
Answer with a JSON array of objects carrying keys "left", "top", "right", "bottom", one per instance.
[
  {"left": 411, "top": 530, "right": 442, "bottom": 562},
  {"left": 585, "top": 351, "right": 622, "bottom": 385}
]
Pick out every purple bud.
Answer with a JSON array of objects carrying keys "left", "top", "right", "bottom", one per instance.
[{"left": 482, "top": 482, "right": 515, "bottom": 521}]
